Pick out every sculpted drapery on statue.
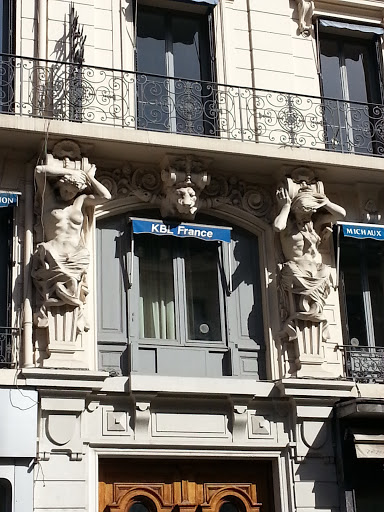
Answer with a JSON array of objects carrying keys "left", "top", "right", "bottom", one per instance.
[
  {"left": 273, "top": 169, "right": 345, "bottom": 373},
  {"left": 32, "top": 149, "right": 111, "bottom": 364}
]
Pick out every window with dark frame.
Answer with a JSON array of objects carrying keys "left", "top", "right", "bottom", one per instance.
[
  {"left": 96, "top": 215, "right": 265, "bottom": 379},
  {"left": 0, "top": 0, "right": 14, "bottom": 114},
  {"left": 0, "top": 478, "right": 12, "bottom": 512},
  {"left": 319, "top": 24, "right": 383, "bottom": 155},
  {"left": 0, "top": 206, "right": 13, "bottom": 368},
  {"left": 136, "top": 5, "right": 216, "bottom": 135},
  {"left": 340, "top": 236, "right": 384, "bottom": 349}
]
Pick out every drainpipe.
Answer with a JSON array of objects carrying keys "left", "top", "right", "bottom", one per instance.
[
  {"left": 37, "top": 0, "right": 47, "bottom": 61},
  {"left": 246, "top": 0, "right": 256, "bottom": 91},
  {"left": 22, "top": 171, "right": 34, "bottom": 367}
]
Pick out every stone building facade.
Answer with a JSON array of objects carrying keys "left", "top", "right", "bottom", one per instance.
[{"left": 0, "top": 1, "right": 384, "bottom": 511}]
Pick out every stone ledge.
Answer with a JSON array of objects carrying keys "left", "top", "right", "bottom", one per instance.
[
  {"left": 21, "top": 368, "right": 108, "bottom": 391},
  {"left": 276, "top": 378, "right": 356, "bottom": 398},
  {"left": 129, "top": 374, "right": 276, "bottom": 397}
]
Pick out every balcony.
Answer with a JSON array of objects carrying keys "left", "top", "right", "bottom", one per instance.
[
  {"left": 339, "top": 345, "right": 384, "bottom": 383},
  {"left": 0, "top": 326, "right": 19, "bottom": 367},
  {"left": 1, "top": 54, "right": 384, "bottom": 156}
]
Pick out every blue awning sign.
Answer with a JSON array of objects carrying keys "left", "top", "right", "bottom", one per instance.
[
  {"left": 130, "top": 218, "right": 231, "bottom": 243},
  {"left": 0, "top": 192, "right": 19, "bottom": 207},
  {"left": 341, "top": 222, "right": 384, "bottom": 241}
]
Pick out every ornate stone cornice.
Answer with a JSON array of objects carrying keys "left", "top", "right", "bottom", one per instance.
[{"left": 96, "top": 162, "right": 273, "bottom": 223}]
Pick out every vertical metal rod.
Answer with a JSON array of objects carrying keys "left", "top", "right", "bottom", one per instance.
[
  {"left": 336, "top": 223, "right": 340, "bottom": 289},
  {"left": 227, "top": 240, "right": 232, "bottom": 294},
  {"left": 130, "top": 222, "right": 134, "bottom": 287},
  {"left": 238, "top": 86, "right": 244, "bottom": 141}
]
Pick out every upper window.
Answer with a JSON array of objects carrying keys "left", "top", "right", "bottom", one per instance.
[
  {"left": 319, "top": 26, "right": 383, "bottom": 154},
  {"left": 0, "top": 0, "right": 14, "bottom": 113},
  {"left": 97, "top": 215, "right": 265, "bottom": 379},
  {"left": 136, "top": 6, "right": 215, "bottom": 134},
  {"left": 0, "top": 0, "right": 13, "bottom": 54}
]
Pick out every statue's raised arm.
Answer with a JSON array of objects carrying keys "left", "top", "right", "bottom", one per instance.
[
  {"left": 32, "top": 152, "right": 111, "bottom": 362},
  {"left": 273, "top": 170, "right": 346, "bottom": 376}
]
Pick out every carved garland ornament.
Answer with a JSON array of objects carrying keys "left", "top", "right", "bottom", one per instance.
[{"left": 96, "top": 159, "right": 272, "bottom": 223}]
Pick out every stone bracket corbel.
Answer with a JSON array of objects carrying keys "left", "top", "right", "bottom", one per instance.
[
  {"left": 134, "top": 397, "right": 155, "bottom": 441},
  {"left": 39, "top": 396, "right": 85, "bottom": 461},
  {"left": 232, "top": 404, "right": 248, "bottom": 442},
  {"left": 295, "top": 0, "right": 314, "bottom": 35}
]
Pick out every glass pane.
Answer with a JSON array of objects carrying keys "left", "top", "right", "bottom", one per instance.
[
  {"left": 320, "top": 38, "right": 347, "bottom": 151},
  {"left": 344, "top": 43, "right": 369, "bottom": 104},
  {"left": 172, "top": 16, "right": 202, "bottom": 81},
  {"left": 129, "top": 503, "right": 151, "bottom": 512},
  {"left": 137, "top": 11, "right": 166, "bottom": 76},
  {"left": 136, "top": 11, "right": 170, "bottom": 131},
  {"left": 184, "top": 238, "right": 222, "bottom": 341},
  {"left": 343, "top": 43, "right": 373, "bottom": 153},
  {"left": 366, "top": 241, "right": 384, "bottom": 347},
  {"left": 320, "top": 39, "right": 343, "bottom": 99},
  {"left": 219, "top": 503, "right": 240, "bottom": 512},
  {"left": 172, "top": 15, "right": 213, "bottom": 135},
  {"left": 340, "top": 239, "right": 368, "bottom": 346},
  {"left": 137, "top": 235, "right": 176, "bottom": 340}
]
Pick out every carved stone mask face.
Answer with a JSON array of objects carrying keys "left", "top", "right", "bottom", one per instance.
[{"left": 175, "top": 186, "right": 197, "bottom": 214}]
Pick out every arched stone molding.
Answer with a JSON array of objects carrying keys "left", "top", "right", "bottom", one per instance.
[{"left": 95, "top": 163, "right": 273, "bottom": 227}]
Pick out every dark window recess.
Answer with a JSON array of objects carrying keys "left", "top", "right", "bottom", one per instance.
[
  {"left": 96, "top": 215, "right": 265, "bottom": 379},
  {"left": 0, "top": 0, "right": 15, "bottom": 113},
  {"left": 0, "top": 206, "right": 12, "bottom": 327},
  {"left": 136, "top": 7, "right": 216, "bottom": 135},
  {"left": 0, "top": 478, "right": 12, "bottom": 512},
  {"left": 340, "top": 237, "right": 384, "bottom": 348},
  {"left": 319, "top": 31, "right": 383, "bottom": 155}
]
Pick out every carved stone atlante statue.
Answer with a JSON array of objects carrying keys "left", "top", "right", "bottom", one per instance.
[
  {"left": 273, "top": 170, "right": 345, "bottom": 373},
  {"left": 32, "top": 152, "right": 111, "bottom": 360}
]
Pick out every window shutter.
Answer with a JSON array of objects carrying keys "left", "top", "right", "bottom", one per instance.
[
  {"left": 226, "top": 231, "right": 265, "bottom": 379},
  {"left": 97, "top": 218, "right": 129, "bottom": 375}
]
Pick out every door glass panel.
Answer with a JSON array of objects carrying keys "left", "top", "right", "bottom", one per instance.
[
  {"left": 344, "top": 43, "right": 372, "bottom": 153},
  {"left": 184, "top": 238, "right": 222, "bottom": 341},
  {"left": 366, "top": 241, "right": 384, "bottom": 347},
  {"left": 172, "top": 16, "right": 202, "bottom": 80},
  {"left": 137, "top": 234, "right": 176, "bottom": 340},
  {"left": 320, "top": 38, "right": 347, "bottom": 151},
  {"left": 320, "top": 34, "right": 381, "bottom": 154},
  {"left": 340, "top": 240, "right": 368, "bottom": 346},
  {"left": 136, "top": 11, "right": 169, "bottom": 131},
  {"left": 136, "top": 8, "right": 213, "bottom": 135}
]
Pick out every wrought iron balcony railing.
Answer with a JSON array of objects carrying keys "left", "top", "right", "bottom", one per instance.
[
  {"left": 1, "top": 53, "right": 384, "bottom": 155},
  {"left": 0, "top": 326, "right": 19, "bottom": 367},
  {"left": 338, "top": 345, "right": 384, "bottom": 383}
]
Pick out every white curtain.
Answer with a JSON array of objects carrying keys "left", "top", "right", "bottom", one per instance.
[{"left": 139, "top": 244, "right": 175, "bottom": 339}]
